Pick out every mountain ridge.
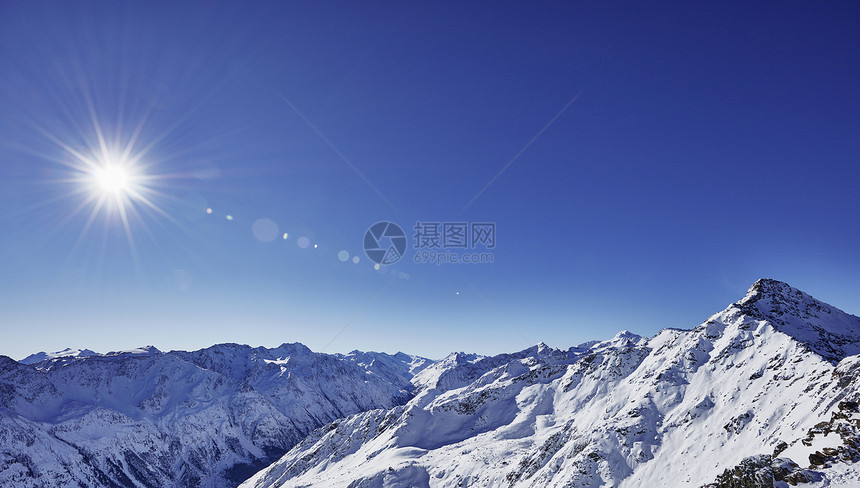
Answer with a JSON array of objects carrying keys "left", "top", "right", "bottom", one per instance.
[{"left": 241, "top": 279, "right": 860, "bottom": 488}]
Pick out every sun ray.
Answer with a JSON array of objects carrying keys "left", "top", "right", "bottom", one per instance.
[
  {"left": 35, "top": 126, "right": 100, "bottom": 172},
  {"left": 115, "top": 195, "right": 137, "bottom": 256},
  {"left": 74, "top": 194, "right": 107, "bottom": 250},
  {"left": 124, "top": 188, "right": 180, "bottom": 225},
  {"left": 83, "top": 81, "right": 112, "bottom": 164},
  {"left": 120, "top": 101, "right": 155, "bottom": 163}
]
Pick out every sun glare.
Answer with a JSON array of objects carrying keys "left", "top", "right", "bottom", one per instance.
[{"left": 40, "top": 95, "right": 175, "bottom": 254}]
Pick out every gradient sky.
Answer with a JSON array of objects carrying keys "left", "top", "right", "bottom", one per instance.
[{"left": 1, "top": 1, "right": 858, "bottom": 360}]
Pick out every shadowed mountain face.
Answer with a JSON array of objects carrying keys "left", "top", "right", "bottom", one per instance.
[
  {"left": 0, "top": 344, "right": 430, "bottom": 487},
  {"left": 241, "top": 280, "right": 860, "bottom": 488}
]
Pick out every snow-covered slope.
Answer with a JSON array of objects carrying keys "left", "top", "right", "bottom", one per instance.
[
  {"left": 242, "top": 279, "right": 860, "bottom": 488},
  {"left": 0, "top": 343, "right": 429, "bottom": 487}
]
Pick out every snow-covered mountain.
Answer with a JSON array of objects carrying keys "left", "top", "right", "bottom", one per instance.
[
  {"left": 4, "top": 279, "right": 859, "bottom": 487},
  {"left": 0, "top": 343, "right": 430, "bottom": 487},
  {"left": 19, "top": 347, "right": 100, "bottom": 365},
  {"left": 241, "top": 279, "right": 860, "bottom": 487}
]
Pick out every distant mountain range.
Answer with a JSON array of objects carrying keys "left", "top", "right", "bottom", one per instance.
[
  {"left": 19, "top": 347, "right": 100, "bottom": 365},
  {"left": 3, "top": 279, "right": 860, "bottom": 487},
  {"left": 1, "top": 343, "right": 429, "bottom": 487}
]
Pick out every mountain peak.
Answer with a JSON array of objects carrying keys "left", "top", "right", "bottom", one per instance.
[
  {"left": 737, "top": 279, "right": 830, "bottom": 321},
  {"left": 740, "top": 278, "right": 798, "bottom": 304},
  {"left": 272, "top": 342, "right": 313, "bottom": 356},
  {"left": 733, "top": 279, "right": 860, "bottom": 362},
  {"left": 103, "top": 345, "right": 161, "bottom": 358}
]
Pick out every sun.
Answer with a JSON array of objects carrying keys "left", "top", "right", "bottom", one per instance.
[
  {"left": 60, "top": 141, "right": 168, "bottom": 245},
  {"left": 36, "top": 92, "right": 178, "bottom": 255},
  {"left": 45, "top": 134, "right": 178, "bottom": 258},
  {"left": 94, "top": 164, "right": 130, "bottom": 194},
  {"left": 87, "top": 151, "right": 142, "bottom": 205}
]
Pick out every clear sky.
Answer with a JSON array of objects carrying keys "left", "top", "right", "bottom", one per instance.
[{"left": 1, "top": 1, "right": 858, "bottom": 360}]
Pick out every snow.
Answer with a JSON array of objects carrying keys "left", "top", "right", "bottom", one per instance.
[
  {"left": 781, "top": 432, "right": 843, "bottom": 468},
  {"left": 0, "top": 342, "right": 429, "bottom": 487},
  {"left": 5, "top": 279, "right": 860, "bottom": 488},
  {"left": 241, "top": 279, "right": 860, "bottom": 488}
]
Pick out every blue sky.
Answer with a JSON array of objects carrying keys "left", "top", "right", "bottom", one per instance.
[{"left": 1, "top": 1, "right": 858, "bottom": 360}]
